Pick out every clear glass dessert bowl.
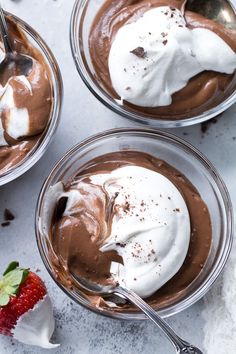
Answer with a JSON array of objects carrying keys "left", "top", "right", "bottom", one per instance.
[
  {"left": 70, "top": 0, "right": 236, "bottom": 128},
  {"left": 0, "top": 11, "right": 63, "bottom": 186},
  {"left": 35, "top": 128, "right": 233, "bottom": 319}
]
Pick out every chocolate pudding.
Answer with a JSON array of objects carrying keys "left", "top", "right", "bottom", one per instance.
[
  {"left": 89, "top": 0, "right": 236, "bottom": 120},
  {"left": 48, "top": 151, "right": 212, "bottom": 311},
  {"left": 0, "top": 17, "right": 52, "bottom": 174}
]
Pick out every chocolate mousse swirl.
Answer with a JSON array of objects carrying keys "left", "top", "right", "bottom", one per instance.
[
  {"left": 50, "top": 152, "right": 212, "bottom": 311},
  {"left": 89, "top": 0, "right": 236, "bottom": 119},
  {"left": 0, "top": 18, "right": 52, "bottom": 174}
]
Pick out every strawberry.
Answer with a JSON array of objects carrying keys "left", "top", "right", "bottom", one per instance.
[{"left": 0, "top": 261, "right": 46, "bottom": 337}]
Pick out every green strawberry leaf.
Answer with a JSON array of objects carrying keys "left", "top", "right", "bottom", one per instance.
[
  {"left": 3, "top": 261, "right": 19, "bottom": 276},
  {"left": 0, "top": 262, "right": 29, "bottom": 307},
  {"left": 0, "top": 293, "right": 10, "bottom": 306},
  {"left": 3, "top": 285, "right": 18, "bottom": 296},
  {"left": 3, "top": 268, "right": 28, "bottom": 286}
]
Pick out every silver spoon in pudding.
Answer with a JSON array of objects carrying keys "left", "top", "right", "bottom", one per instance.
[
  {"left": 71, "top": 272, "right": 203, "bottom": 354},
  {"left": 184, "top": 0, "right": 236, "bottom": 29},
  {"left": 0, "top": 5, "right": 33, "bottom": 86}
]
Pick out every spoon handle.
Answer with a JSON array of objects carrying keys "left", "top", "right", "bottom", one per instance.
[
  {"left": 114, "top": 286, "right": 203, "bottom": 354},
  {"left": 181, "top": 0, "right": 188, "bottom": 15},
  {"left": 0, "top": 5, "right": 13, "bottom": 53}
]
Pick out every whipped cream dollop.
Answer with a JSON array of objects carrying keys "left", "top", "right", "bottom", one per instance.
[
  {"left": 0, "top": 57, "right": 51, "bottom": 147},
  {"left": 91, "top": 166, "right": 191, "bottom": 298},
  {"left": 108, "top": 6, "right": 236, "bottom": 107},
  {"left": 0, "top": 118, "right": 6, "bottom": 146},
  {"left": 12, "top": 295, "right": 59, "bottom": 349},
  {"left": 0, "top": 42, "right": 31, "bottom": 146},
  {"left": 44, "top": 165, "right": 191, "bottom": 298},
  {"left": 0, "top": 76, "right": 32, "bottom": 145}
]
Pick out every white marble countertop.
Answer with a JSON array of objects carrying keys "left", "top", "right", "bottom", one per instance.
[{"left": 0, "top": 0, "right": 235, "bottom": 353}]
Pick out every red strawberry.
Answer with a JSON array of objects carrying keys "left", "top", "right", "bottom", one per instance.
[{"left": 0, "top": 261, "right": 46, "bottom": 336}]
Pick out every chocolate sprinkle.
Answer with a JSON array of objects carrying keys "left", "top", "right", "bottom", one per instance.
[
  {"left": 1, "top": 222, "right": 10, "bottom": 227},
  {"left": 130, "top": 47, "right": 146, "bottom": 58},
  {"left": 163, "top": 40, "right": 168, "bottom": 46},
  {"left": 4, "top": 208, "right": 15, "bottom": 221},
  {"left": 116, "top": 243, "right": 126, "bottom": 248},
  {"left": 201, "top": 118, "right": 217, "bottom": 134}
]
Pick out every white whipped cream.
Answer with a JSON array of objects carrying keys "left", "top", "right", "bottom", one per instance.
[
  {"left": 0, "top": 76, "right": 8, "bottom": 146},
  {"left": 108, "top": 6, "right": 236, "bottom": 107},
  {"left": 43, "top": 166, "right": 191, "bottom": 298},
  {"left": 0, "top": 118, "right": 7, "bottom": 146},
  {"left": 90, "top": 166, "right": 191, "bottom": 298},
  {"left": 12, "top": 294, "right": 59, "bottom": 349},
  {"left": 0, "top": 75, "right": 32, "bottom": 144}
]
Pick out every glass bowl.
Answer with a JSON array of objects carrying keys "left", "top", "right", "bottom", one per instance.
[
  {"left": 0, "top": 11, "right": 63, "bottom": 186},
  {"left": 35, "top": 128, "right": 233, "bottom": 319},
  {"left": 70, "top": 0, "right": 236, "bottom": 128}
]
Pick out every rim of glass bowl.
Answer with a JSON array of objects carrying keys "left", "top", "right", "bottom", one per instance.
[
  {"left": 70, "top": 0, "right": 236, "bottom": 128},
  {"left": 0, "top": 11, "right": 63, "bottom": 186},
  {"left": 35, "top": 128, "right": 233, "bottom": 320}
]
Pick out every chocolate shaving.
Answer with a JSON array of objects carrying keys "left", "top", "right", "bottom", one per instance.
[
  {"left": 4, "top": 209, "right": 15, "bottom": 221},
  {"left": 201, "top": 118, "right": 218, "bottom": 134},
  {"left": 130, "top": 47, "right": 146, "bottom": 58},
  {"left": 116, "top": 243, "right": 126, "bottom": 248},
  {"left": 123, "top": 201, "right": 131, "bottom": 213},
  {"left": 161, "top": 32, "right": 168, "bottom": 37},
  {"left": 163, "top": 40, "right": 168, "bottom": 46},
  {"left": 1, "top": 222, "right": 10, "bottom": 227}
]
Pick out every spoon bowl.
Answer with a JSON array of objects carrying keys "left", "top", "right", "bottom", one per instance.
[
  {"left": 0, "top": 5, "right": 33, "bottom": 86},
  {"left": 0, "top": 52, "right": 33, "bottom": 86},
  {"left": 186, "top": 0, "right": 236, "bottom": 29},
  {"left": 71, "top": 272, "right": 115, "bottom": 295}
]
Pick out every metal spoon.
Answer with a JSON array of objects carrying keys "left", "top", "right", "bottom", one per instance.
[
  {"left": 0, "top": 5, "right": 33, "bottom": 86},
  {"left": 185, "top": 0, "right": 236, "bottom": 29},
  {"left": 72, "top": 273, "right": 203, "bottom": 354}
]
